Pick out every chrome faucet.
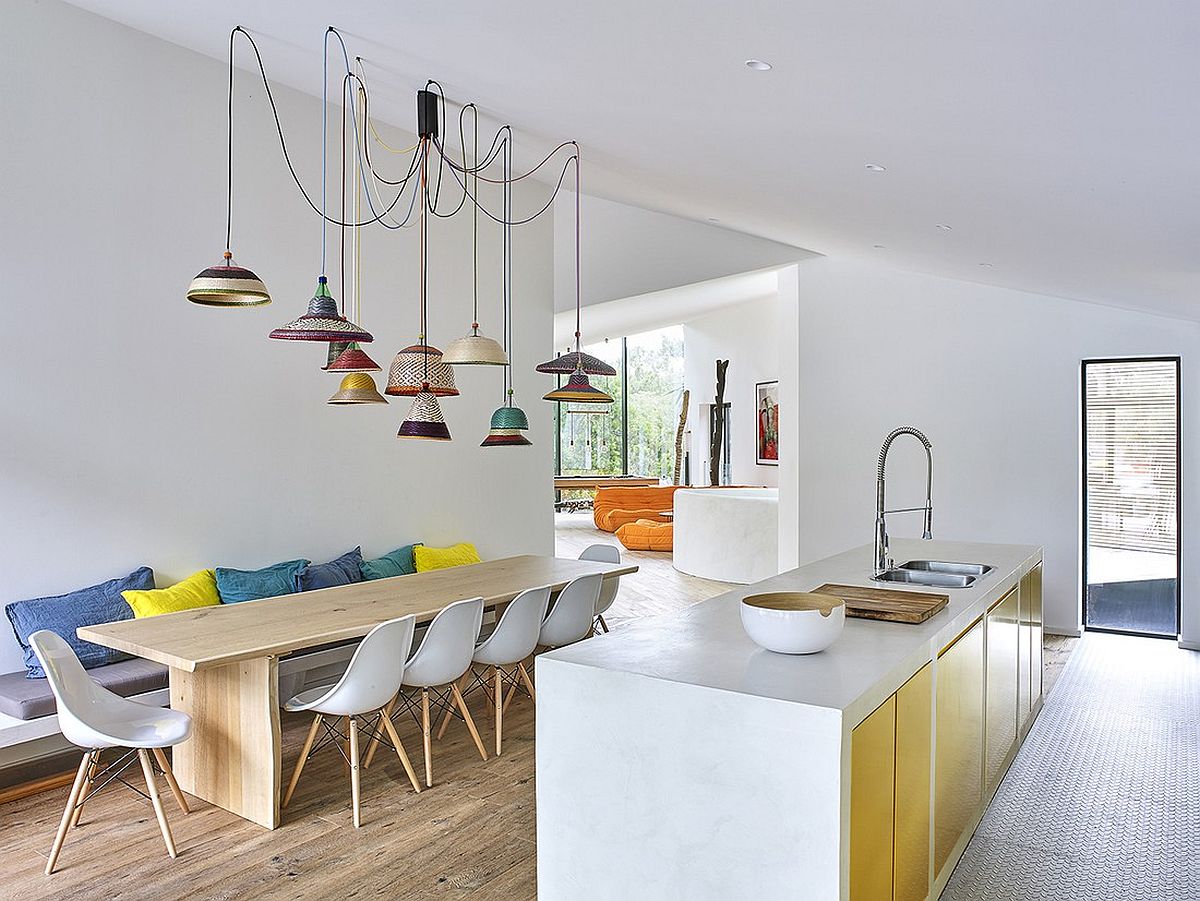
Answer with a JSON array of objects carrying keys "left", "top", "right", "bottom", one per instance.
[{"left": 874, "top": 427, "right": 934, "bottom": 578}]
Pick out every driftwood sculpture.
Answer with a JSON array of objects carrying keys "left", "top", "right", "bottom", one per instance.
[
  {"left": 709, "top": 360, "right": 729, "bottom": 486},
  {"left": 673, "top": 389, "right": 690, "bottom": 485}
]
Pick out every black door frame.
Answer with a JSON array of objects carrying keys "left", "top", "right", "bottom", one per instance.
[{"left": 1080, "top": 355, "right": 1182, "bottom": 638}]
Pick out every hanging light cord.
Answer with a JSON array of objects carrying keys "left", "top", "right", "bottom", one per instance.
[
  {"left": 573, "top": 142, "right": 582, "bottom": 353},
  {"left": 504, "top": 128, "right": 514, "bottom": 402},
  {"left": 471, "top": 105, "right": 479, "bottom": 330},
  {"left": 224, "top": 28, "right": 238, "bottom": 257}
]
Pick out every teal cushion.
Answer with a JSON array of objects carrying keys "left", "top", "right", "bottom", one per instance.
[
  {"left": 216, "top": 559, "right": 309, "bottom": 604},
  {"left": 360, "top": 544, "right": 421, "bottom": 581}
]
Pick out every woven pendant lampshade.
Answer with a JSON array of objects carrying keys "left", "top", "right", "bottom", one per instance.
[
  {"left": 385, "top": 344, "right": 459, "bottom": 397},
  {"left": 543, "top": 369, "right": 614, "bottom": 404},
  {"left": 535, "top": 350, "right": 616, "bottom": 377},
  {"left": 269, "top": 277, "right": 373, "bottom": 343},
  {"left": 325, "top": 342, "right": 381, "bottom": 372},
  {"left": 397, "top": 389, "right": 452, "bottom": 441},
  {"left": 327, "top": 373, "right": 388, "bottom": 405},
  {"left": 442, "top": 327, "right": 508, "bottom": 366},
  {"left": 489, "top": 404, "right": 530, "bottom": 431},
  {"left": 187, "top": 253, "right": 271, "bottom": 306}
]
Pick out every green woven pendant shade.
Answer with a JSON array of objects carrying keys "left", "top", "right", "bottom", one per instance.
[{"left": 489, "top": 405, "right": 530, "bottom": 431}]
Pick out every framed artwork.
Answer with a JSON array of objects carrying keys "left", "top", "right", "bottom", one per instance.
[{"left": 755, "top": 380, "right": 779, "bottom": 465}]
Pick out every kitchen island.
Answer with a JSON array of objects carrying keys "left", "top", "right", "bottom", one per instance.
[{"left": 535, "top": 538, "right": 1043, "bottom": 901}]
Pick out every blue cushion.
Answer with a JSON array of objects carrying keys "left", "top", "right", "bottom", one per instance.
[
  {"left": 216, "top": 559, "right": 309, "bottom": 604},
  {"left": 297, "top": 548, "right": 364, "bottom": 592},
  {"left": 4, "top": 567, "right": 154, "bottom": 679},
  {"left": 360, "top": 544, "right": 421, "bottom": 581}
]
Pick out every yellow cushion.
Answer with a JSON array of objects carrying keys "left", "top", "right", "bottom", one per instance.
[
  {"left": 413, "top": 543, "right": 482, "bottom": 573},
  {"left": 122, "top": 569, "right": 220, "bottom": 618}
]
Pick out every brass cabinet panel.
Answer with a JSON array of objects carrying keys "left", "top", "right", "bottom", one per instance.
[
  {"left": 894, "top": 662, "right": 933, "bottom": 901},
  {"left": 1029, "top": 563, "right": 1043, "bottom": 706},
  {"left": 850, "top": 694, "right": 896, "bottom": 901},
  {"left": 934, "top": 618, "right": 985, "bottom": 881},
  {"left": 985, "top": 588, "right": 1019, "bottom": 790},
  {"left": 1017, "top": 573, "right": 1032, "bottom": 722}
]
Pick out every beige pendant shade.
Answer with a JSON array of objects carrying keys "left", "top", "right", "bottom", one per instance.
[
  {"left": 187, "top": 253, "right": 271, "bottom": 307},
  {"left": 442, "top": 329, "right": 508, "bottom": 366},
  {"left": 385, "top": 344, "right": 459, "bottom": 397}
]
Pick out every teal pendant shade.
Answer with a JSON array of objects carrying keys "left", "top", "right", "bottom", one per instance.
[
  {"left": 489, "top": 405, "right": 530, "bottom": 431},
  {"left": 481, "top": 428, "right": 532, "bottom": 447}
]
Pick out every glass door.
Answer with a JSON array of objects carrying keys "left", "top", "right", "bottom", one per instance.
[{"left": 1081, "top": 357, "right": 1180, "bottom": 637}]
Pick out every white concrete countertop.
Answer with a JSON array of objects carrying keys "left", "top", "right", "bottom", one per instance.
[{"left": 543, "top": 538, "right": 1042, "bottom": 726}]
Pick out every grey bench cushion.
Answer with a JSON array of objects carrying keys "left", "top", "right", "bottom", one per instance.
[{"left": 0, "top": 658, "right": 168, "bottom": 721}]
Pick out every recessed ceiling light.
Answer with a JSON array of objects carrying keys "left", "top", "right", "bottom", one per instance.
[
  {"left": 865, "top": 164, "right": 886, "bottom": 172},
  {"left": 707, "top": 217, "right": 720, "bottom": 223},
  {"left": 873, "top": 244, "right": 886, "bottom": 249},
  {"left": 936, "top": 224, "right": 953, "bottom": 231},
  {"left": 979, "top": 262, "right": 994, "bottom": 268},
  {"left": 745, "top": 59, "right": 772, "bottom": 71}
]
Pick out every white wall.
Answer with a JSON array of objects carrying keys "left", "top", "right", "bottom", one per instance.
[
  {"left": 0, "top": 0, "right": 555, "bottom": 675},
  {"left": 554, "top": 191, "right": 812, "bottom": 312},
  {"left": 683, "top": 295, "right": 783, "bottom": 488},
  {"left": 779, "top": 257, "right": 1200, "bottom": 641}
]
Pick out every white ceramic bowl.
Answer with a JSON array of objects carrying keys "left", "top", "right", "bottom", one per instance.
[{"left": 739, "top": 592, "right": 846, "bottom": 655}]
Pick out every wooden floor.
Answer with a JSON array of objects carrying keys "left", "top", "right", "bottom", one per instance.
[{"left": 0, "top": 520, "right": 1077, "bottom": 900}]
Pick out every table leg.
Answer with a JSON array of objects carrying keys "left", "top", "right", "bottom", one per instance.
[{"left": 168, "top": 657, "right": 281, "bottom": 829}]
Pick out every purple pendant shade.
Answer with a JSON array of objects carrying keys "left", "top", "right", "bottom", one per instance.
[
  {"left": 535, "top": 349, "right": 617, "bottom": 377},
  {"left": 269, "top": 277, "right": 373, "bottom": 343},
  {"left": 397, "top": 390, "right": 452, "bottom": 441}
]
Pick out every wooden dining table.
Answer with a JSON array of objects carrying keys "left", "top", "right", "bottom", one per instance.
[{"left": 77, "top": 555, "right": 636, "bottom": 829}]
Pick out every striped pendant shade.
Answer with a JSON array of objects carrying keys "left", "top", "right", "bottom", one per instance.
[
  {"left": 187, "top": 254, "right": 271, "bottom": 307},
  {"left": 442, "top": 329, "right": 508, "bottom": 366},
  {"left": 481, "top": 428, "right": 532, "bottom": 447},
  {"left": 327, "top": 373, "right": 388, "bottom": 405},
  {"left": 489, "top": 405, "right": 530, "bottom": 431},
  {"left": 397, "top": 390, "right": 452, "bottom": 441},
  {"left": 385, "top": 344, "right": 459, "bottom": 397},
  {"left": 325, "top": 342, "right": 381, "bottom": 373},
  {"left": 269, "top": 277, "right": 373, "bottom": 343},
  {"left": 543, "top": 370, "right": 614, "bottom": 404},
  {"left": 535, "top": 350, "right": 617, "bottom": 377}
]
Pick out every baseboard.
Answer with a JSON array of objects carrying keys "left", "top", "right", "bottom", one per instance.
[
  {"left": 1043, "top": 626, "right": 1082, "bottom": 638},
  {"left": 1178, "top": 639, "right": 1200, "bottom": 652},
  {"left": 0, "top": 760, "right": 77, "bottom": 804}
]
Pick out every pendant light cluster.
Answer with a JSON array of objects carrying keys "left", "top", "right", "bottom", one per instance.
[{"left": 186, "top": 26, "right": 614, "bottom": 445}]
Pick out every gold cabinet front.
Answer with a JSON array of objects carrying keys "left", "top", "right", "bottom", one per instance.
[
  {"left": 985, "top": 588, "right": 1020, "bottom": 791},
  {"left": 894, "top": 662, "right": 933, "bottom": 901},
  {"left": 850, "top": 694, "right": 896, "bottom": 901},
  {"left": 934, "top": 618, "right": 985, "bottom": 881}
]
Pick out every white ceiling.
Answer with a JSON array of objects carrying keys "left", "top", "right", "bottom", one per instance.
[{"left": 66, "top": 0, "right": 1200, "bottom": 319}]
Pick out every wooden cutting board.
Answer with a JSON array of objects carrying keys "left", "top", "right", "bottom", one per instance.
[{"left": 810, "top": 583, "right": 948, "bottom": 624}]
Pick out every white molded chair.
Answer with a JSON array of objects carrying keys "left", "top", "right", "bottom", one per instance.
[
  {"left": 30, "top": 630, "right": 192, "bottom": 875},
  {"left": 438, "top": 586, "right": 551, "bottom": 755},
  {"left": 579, "top": 544, "right": 621, "bottom": 632},
  {"left": 364, "top": 597, "right": 488, "bottom": 787},
  {"left": 281, "top": 615, "right": 421, "bottom": 827},
  {"left": 539, "top": 573, "right": 604, "bottom": 649}
]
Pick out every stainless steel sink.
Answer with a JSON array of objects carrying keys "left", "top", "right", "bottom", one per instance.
[
  {"left": 875, "top": 569, "right": 976, "bottom": 589},
  {"left": 897, "top": 560, "right": 993, "bottom": 577}
]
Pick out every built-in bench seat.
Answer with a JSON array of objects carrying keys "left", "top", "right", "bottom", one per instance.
[{"left": 0, "top": 658, "right": 167, "bottom": 721}]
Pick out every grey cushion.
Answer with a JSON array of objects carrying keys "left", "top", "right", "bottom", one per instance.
[{"left": 0, "top": 658, "right": 168, "bottom": 721}]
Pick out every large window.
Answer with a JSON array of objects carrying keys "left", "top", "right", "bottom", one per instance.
[{"left": 554, "top": 326, "right": 684, "bottom": 482}]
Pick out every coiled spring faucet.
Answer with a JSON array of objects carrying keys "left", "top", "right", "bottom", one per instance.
[{"left": 874, "top": 427, "right": 934, "bottom": 578}]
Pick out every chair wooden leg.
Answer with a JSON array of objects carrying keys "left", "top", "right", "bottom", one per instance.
[
  {"left": 518, "top": 662, "right": 537, "bottom": 703},
  {"left": 68, "top": 751, "right": 98, "bottom": 829},
  {"left": 283, "top": 714, "right": 322, "bottom": 809},
  {"left": 343, "top": 717, "right": 352, "bottom": 776},
  {"left": 137, "top": 749, "right": 177, "bottom": 859},
  {"left": 46, "top": 752, "right": 92, "bottom": 875},
  {"left": 503, "top": 679, "right": 520, "bottom": 714},
  {"left": 348, "top": 716, "right": 361, "bottom": 829},
  {"left": 421, "top": 689, "right": 433, "bottom": 788},
  {"left": 436, "top": 673, "right": 470, "bottom": 741},
  {"left": 452, "top": 683, "right": 488, "bottom": 762},
  {"left": 494, "top": 667, "right": 504, "bottom": 756},
  {"left": 380, "top": 713, "right": 422, "bottom": 794},
  {"left": 362, "top": 695, "right": 394, "bottom": 769},
  {"left": 152, "top": 748, "right": 190, "bottom": 815},
  {"left": 598, "top": 615, "right": 610, "bottom": 633}
]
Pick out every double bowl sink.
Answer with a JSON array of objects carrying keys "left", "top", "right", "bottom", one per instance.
[{"left": 875, "top": 559, "right": 993, "bottom": 589}]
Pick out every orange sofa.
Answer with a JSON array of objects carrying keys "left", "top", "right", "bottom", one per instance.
[
  {"left": 616, "top": 519, "right": 674, "bottom": 552},
  {"left": 593, "top": 485, "right": 680, "bottom": 532}
]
